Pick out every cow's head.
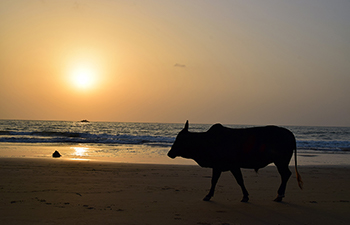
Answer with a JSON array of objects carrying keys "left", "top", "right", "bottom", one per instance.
[{"left": 167, "top": 120, "right": 192, "bottom": 159}]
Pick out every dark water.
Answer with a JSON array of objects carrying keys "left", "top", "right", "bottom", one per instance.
[{"left": 0, "top": 120, "right": 349, "bottom": 153}]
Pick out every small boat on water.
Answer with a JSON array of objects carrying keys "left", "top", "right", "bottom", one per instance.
[{"left": 80, "top": 119, "right": 90, "bottom": 123}]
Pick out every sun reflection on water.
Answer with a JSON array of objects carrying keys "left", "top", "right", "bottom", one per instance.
[{"left": 73, "top": 147, "right": 88, "bottom": 157}]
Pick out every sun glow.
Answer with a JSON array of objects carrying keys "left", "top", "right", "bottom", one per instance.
[{"left": 70, "top": 65, "right": 96, "bottom": 89}]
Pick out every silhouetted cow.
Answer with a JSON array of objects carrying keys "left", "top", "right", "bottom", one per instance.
[{"left": 168, "top": 121, "right": 303, "bottom": 202}]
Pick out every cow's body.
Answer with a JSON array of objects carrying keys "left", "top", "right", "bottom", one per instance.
[{"left": 168, "top": 121, "right": 303, "bottom": 202}]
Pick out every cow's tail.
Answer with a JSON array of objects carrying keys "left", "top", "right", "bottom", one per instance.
[{"left": 294, "top": 142, "right": 303, "bottom": 190}]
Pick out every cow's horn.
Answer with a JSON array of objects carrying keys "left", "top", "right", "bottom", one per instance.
[{"left": 184, "top": 120, "right": 189, "bottom": 131}]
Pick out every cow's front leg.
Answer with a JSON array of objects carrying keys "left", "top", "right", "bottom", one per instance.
[
  {"left": 203, "top": 168, "right": 221, "bottom": 201},
  {"left": 231, "top": 168, "right": 249, "bottom": 202}
]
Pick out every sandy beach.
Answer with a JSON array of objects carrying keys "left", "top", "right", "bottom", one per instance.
[{"left": 1, "top": 158, "right": 349, "bottom": 225}]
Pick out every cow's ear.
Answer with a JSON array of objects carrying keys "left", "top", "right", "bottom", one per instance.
[{"left": 184, "top": 120, "right": 189, "bottom": 131}]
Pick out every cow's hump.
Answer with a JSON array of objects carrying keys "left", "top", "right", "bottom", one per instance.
[{"left": 208, "top": 123, "right": 224, "bottom": 132}]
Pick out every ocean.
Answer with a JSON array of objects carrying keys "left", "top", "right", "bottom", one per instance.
[{"left": 0, "top": 120, "right": 349, "bottom": 165}]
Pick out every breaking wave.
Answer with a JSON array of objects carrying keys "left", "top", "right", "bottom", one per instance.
[{"left": 0, "top": 130, "right": 175, "bottom": 146}]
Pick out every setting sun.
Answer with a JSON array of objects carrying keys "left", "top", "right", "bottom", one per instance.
[{"left": 70, "top": 65, "right": 96, "bottom": 89}]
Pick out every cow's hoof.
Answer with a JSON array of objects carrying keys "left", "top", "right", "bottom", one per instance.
[
  {"left": 274, "top": 196, "right": 283, "bottom": 202},
  {"left": 241, "top": 197, "right": 249, "bottom": 202},
  {"left": 203, "top": 196, "right": 211, "bottom": 201}
]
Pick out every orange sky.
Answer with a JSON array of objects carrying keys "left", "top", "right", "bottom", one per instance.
[{"left": 1, "top": 0, "right": 350, "bottom": 126}]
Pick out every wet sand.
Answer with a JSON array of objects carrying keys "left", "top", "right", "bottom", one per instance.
[{"left": 1, "top": 158, "right": 349, "bottom": 225}]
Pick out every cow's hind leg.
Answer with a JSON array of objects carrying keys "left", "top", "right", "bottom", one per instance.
[
  {"left": 203, "top": 168, "right": 221, "bottom": 201},
  {"left": 230, "top": 168, "right": 249, "bottom": 202},
  {"left": 274, "top": 163, "right": 292, "bottom": 202}
]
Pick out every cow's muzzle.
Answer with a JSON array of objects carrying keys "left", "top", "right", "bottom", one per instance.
[{"left": 167, "top": 151, "right": 176, "bottom": 159}]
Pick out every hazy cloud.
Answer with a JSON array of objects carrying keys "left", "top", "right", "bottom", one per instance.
[{"left": 174, "top": 63, "right": 186, "bottom": 68}]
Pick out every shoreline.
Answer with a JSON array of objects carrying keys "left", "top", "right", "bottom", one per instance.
[
  {"left": 1, "top": 142, "right": 350, "bottom": 166},
  {"left": 1, "top": 157, "right": 349, "bottom": 224}
]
